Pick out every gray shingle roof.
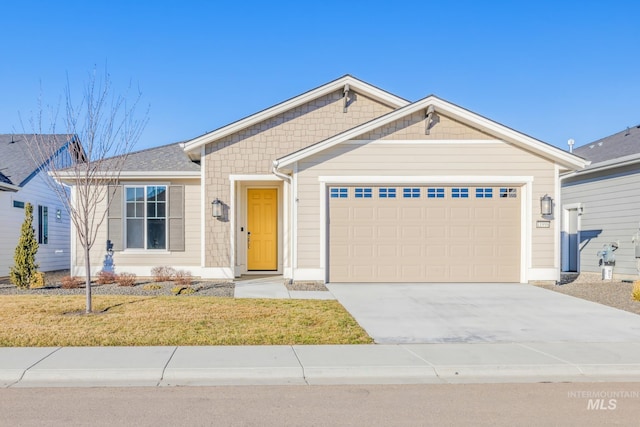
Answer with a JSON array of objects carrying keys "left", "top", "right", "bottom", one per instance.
[
  {"left": 109, "top": 142, "right": 200, "bottom": 172},
  {"left": 573, "top": 124, "right": 640, "bottom": 164},
  {"left": 0, "top": 134, "right": 73, "bottom": 186}
]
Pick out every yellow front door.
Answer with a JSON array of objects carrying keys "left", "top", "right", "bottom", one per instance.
[{"left": 247, "top": 188, "right": 278, "bottom": 270}]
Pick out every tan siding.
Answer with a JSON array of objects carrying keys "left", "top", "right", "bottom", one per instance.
[
  {"left": 74, "top": 179, "right": 201, "bottom": 274},
  {"left": 296, "top": 141, "right": 557, "bottom": 270},
  {"left": 203, "top": 90, "right": 395, "bottom": 268}
]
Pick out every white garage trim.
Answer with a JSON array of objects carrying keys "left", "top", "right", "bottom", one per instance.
[{"left": 315, "top": 176, "right": 533, "bottom": 283}]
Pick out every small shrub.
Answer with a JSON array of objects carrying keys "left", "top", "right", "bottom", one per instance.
[
  {"left": 61, "top": 276, "right": 83, "bottom": 289},
  {"left": 151, "top": 266, "right": 176, "bottom": 282},
  {"left": 142, "top": 284, "right": 162, "bottom": 291},
  {"left": 633, "top": 281, "right": 640, "bottom": 302},
  {"left": 174, "top": 270, "right": 193, "bottom": 287},
  {"left": 116, "top": 273, "right": 137, "bottom": 287},
  {"left": 96, "top": 271, "right": 116, "bottom": 285},
  {"left": 29, "top": 272, "right": 46, "bottom": 289},
  {"left": 171, "top": 285, "right": 195, "bottom": 295}
]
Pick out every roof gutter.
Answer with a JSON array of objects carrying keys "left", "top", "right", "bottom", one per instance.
[
  {"left": 0, "top": 182, "right": 20, "bottom": 192},
  {"left": 562, "top": 154, "right": 640, "bottom": 178}
]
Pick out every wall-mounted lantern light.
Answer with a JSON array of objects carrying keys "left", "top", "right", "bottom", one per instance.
[
  {"left": 540, "top": 194, "right": 553, "bottom": 217},
  {"left": 212, "top": 198, "right": 222, "bottom": 218}
]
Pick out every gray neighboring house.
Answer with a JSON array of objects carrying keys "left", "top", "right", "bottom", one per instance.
[
  {"left": 561, "top": 125, "right": 640, "bottom": 279},
  {"left": 0, "top": 134, "right": 79, "bottom": 276}
]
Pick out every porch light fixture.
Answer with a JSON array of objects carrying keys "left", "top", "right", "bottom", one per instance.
[
  {"left": 540, "top": 194, "right": 553, "bottom": 217},
  {"left": 212, "top": 198, "right": 222, "bottom": 218}
]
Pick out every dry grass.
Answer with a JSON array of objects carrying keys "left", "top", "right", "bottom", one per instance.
[{"left": 0, "top": 295, "right": 372, "bottom": 347}]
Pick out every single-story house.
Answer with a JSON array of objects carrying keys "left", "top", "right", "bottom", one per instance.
[
  {"left": 0, "top": 134, "right": 77, "bottom": 276},
  {"left": 561, "top": 125, "right": 640, "bottom": 279},
  {"left": 69, "top": 75, "right": 587, "bottom": 283}
]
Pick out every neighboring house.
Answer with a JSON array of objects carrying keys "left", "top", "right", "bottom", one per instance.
[
  {"left": 69, "top": 75, "right": 587, "bottom": 283},
  {"left": 0, "top": 134, "right": 78, "bottom": 277},
  {"left": 561, "top": 125, "right": 640, "bottom": 279}
]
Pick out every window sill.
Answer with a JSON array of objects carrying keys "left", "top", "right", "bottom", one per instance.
[{"left": 121, "top": 249, "right": 171, "bottom": 255}]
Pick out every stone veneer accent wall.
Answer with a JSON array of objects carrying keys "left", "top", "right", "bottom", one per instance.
[{"left": 204, "top": 89, "right": 395, "bottom": 268}]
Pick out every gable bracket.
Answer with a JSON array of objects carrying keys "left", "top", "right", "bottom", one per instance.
[
  {"left": 343, "top": 84, "right": 350, "bottom": 113},
  {"left": 425, "top": 105, "right": 437, "bottom": 135}
]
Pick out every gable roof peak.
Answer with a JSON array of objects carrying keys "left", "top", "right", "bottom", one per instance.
[{"left": 182, "top": 75, "right": 410, "bottom": 153}]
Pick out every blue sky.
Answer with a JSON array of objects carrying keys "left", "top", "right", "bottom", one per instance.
[{"left": 2, "top": 0, "right": 639, "bottom": 152}]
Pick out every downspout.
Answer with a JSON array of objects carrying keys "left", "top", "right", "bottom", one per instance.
[
  {"left": 272, "top": 160, "right": 293, "bottom": 281},
  {"left": 272, "top": 160, "right": 292, "bottom": 184}
]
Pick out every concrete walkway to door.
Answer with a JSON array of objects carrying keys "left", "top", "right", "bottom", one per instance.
[
  {"left": 234, "top": 276, "right": 335, "bottom": 300},
  {"left": 326, "top": 283, "right": 640, "bottom": 344}
]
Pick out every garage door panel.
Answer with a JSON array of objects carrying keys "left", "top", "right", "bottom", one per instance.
[
  {"left": 449, "top": 225, "right": 472, "bottom": 238},
  {"left": 401, "top": 244, "right": 423, "bottom": 257},
  {"left": 401, "top": 226, "right": 423, "bottom": 240},
  {"left": 353, "top": 244, "right": 374, "bottom": 257},
  {"left": 377, "top": 207, "right": 399, "bottom": 221},
  {"left": 474, "top": 207, "right": 495, "bottom": 220},
  {"left": 474, "top": 225, "right": 496, "bottom": 239},
  {"left": 377, "top": 226, "right": 399, "bottom": 239},
  {"left": 401, "top": 207, "right": 423, "bottom": 220},
  {"left": 425, "top": 207, "right": 448, "bottom": 220},
  {"left": 401, "top": 265, "right": 423, "bottom": 279},
  {"left": 329, "top": 185, "right": 521, "bottom": 283},
  {"left": 426, "top": 226, "right": 447, "bottom": 238},
  {"left": 378, "top": 245, "right": 399, "bottom": 257},
  {"left": 450, "top": 244, "right": 472, "bottom": 257},
  {"left": 353, "top": 226, "right": 375, "bottom": 239},
  {"left": 353, "top": 207, "right": 375, "bottom": 220}
]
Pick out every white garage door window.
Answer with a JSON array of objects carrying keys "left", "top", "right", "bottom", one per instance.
[{"left": 329, "top": 185, "right": 521, "bottom": 283}]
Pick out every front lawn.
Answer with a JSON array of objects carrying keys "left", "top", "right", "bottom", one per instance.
[{"left": 0, "top": 295, "right": 372, "bottom": 346}]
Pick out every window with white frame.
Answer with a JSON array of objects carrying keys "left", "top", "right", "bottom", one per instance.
[{"left": 125, "top": 185, "right": 167, "bottom": 249}]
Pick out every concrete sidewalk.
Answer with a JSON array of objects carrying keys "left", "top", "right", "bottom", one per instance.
[{"left": 2, "top": 342, "right": 640, "bottom": 388}]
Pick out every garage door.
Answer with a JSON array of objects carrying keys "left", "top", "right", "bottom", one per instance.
[{"left": 329, "top": 185, "right": 521, "bottom": 282}]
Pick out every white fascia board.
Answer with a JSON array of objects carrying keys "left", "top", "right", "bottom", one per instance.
[
  {"left": 562, "top": 152, "right": 640, "bottom": 177},
  {"left": 426, "top": 98, "right": 588, "bottom": 171},
  {"left": 0, "top": 182, "right": 20, "bottom": 191},
  {"left": 277, "top": 96, "right": 588, "bottom": 171},
  {"left": 56, "top": 171, "right": 201, "bottom": 183},
  {"left": 182, "top": 76, "right": 409, "bottom": 154}
]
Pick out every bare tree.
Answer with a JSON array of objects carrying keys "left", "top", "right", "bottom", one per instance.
[{"left": 23, "top": 68, "right": 148, "bottom": 313}]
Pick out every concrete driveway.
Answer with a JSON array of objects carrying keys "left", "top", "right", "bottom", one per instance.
[{"left": 326, "top": 283, "right": 640, "bottom": 344}]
